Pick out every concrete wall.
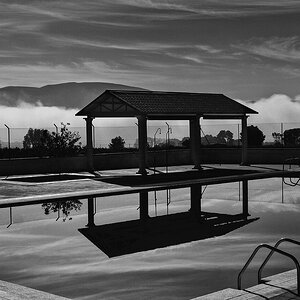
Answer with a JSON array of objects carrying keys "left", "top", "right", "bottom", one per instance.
[
  {"left": 0, "top": 148, "right": 299, "bottom": 176},
  {"left": 0, "top": 149, "right": 191, "bottom": 176},
  {"left": 200, "top": 147, "right": 300, "bottom": 164}
]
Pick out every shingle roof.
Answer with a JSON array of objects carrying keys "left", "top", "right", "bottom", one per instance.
[{"left": 76, "top": 90, "right": 258, "bottom": 117}]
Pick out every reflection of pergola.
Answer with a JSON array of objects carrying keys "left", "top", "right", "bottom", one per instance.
[{"left": 76, "top": 90, "right": 258, "bottom": 174}]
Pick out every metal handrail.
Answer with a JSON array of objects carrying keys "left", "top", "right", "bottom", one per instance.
[
  {"left": 237, "top": 243, "right": 300, "bottom": 295},
  {"left": 258, "top": 238, "right": 300, "bottom": 283},
  {"left": 282, "top": 157, "right": 300, "bottom": 186}
]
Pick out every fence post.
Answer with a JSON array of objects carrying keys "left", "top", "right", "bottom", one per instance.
[
  {"left": 281, "top": 122, "right": 284, "bottom": 146},
  {"left": 4, "top": 124, "right": 11, "bottom": 159}
]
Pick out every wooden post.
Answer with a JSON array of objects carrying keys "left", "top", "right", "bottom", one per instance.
[
  {"left": 242, "top": 180, "right": 249, "bottom": 217},
  {"left": 189, "top": 116, "right": 202, "bottom": 170},
  {"left": 86, "top": 197, "right": 95, "bottom": 227},
  {"left": 241, "top": 115, "right": 248, "bottom": 166},
  {"left": 137, "top": 115, "right": 148, "bottom": 175},
  {"left": 190, "top": 184, "right": 202, "bottom": 218},
  {"left": 139, "top": 191, "right": 149, "bottom": 220},
  {"left": 85, "top": 117, "right": 94, "bottom": 172}
]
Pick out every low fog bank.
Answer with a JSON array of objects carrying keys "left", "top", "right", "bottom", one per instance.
[{"left": 0, "top": 94, "right": 299, "bottom": 130}]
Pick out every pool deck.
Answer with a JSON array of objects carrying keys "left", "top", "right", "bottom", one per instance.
[
  {"left": 1, "top": 269, "right": 298, "bottom": 299},
  {"left": 0, "top": 164, "right": 299, "bottom": 208},
  {"left": 194, "top": 269, "right": 300, "bottom": 299},
  {"left": 0, "top": 279, "right": 71, "bottom": 299}
]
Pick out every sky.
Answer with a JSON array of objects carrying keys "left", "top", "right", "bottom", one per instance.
[{"left": 0, "top": 0, "right": 300, "bottom": 127}]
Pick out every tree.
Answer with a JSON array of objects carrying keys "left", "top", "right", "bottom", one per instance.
[
  {"left": 201, "top": 134, "right": 217, "bottom": 145},
  {"left": 23, "top": 123, "right": 81, "bottom": 156},
  {"left": 109, "top": 136, "right": 125, "bottom": 151},
  {"left": 242, "top": 125, "right": 265, "bottom": 147},
  {"left": 216, "top": 130, "right": 233, "bottom": 145},
  {"left": 49, "top": 123, "right": 81, "bottom": 156},
  {"left": 283, "top": 128, "right": 300, "bottom": 147},
  {"left": 272, "top": 132, "right": 283, "bottom": 146},
  {"left": 181, "top": 137, "right": 190, "bottom": 148},
  {"left": 42, "top": 200, "right": 82, "bottom": 222},
  {"left": 23, "top": 128, "right": 52, "bottom": 150}
]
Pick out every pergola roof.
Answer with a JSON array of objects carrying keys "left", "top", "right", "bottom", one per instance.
[{"left": 76, "top": 90, "right": 258, "bottom": 119}]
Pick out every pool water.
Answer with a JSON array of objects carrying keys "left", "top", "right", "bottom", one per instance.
[{"left": 0, "top": 179, "right": 299, "bottom": 299}]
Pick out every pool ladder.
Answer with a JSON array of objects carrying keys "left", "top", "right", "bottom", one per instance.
[{"left": 237, "top": 238, "right": 300, "bottom": 295}]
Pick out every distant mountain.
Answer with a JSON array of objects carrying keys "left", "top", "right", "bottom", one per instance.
[{"left": 0, "top": 82, "right": 145, "bottom": 109}]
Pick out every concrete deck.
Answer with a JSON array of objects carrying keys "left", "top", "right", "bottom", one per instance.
[
  {"left": 0, "top": 164, "right": 298, "bottom": 208},
  {"left": 194, "top": 269, "right": 300, "bottom": 299},
  {"left": 0, "top": 279, "right": 70, "bottom": 300}
]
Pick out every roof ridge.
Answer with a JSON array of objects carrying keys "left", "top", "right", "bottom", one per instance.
[{"left": 107, "top": 89, "right": 223, "bottom": 95}]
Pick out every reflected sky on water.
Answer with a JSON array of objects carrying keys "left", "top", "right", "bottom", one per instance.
[{"left": 0, "top": 179, "right": 299, "bottom": 299}]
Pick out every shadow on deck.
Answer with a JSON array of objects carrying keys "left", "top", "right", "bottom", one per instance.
[
  {"left": 79, "top": 212, "right": 259, "bottom": 257},
  {"left": 98, "top": 168, "right": 259, "bottom": 187}
]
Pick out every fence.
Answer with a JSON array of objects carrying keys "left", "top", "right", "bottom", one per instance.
[{"left": 1, "top": 122, "right": 300, "bottom": 157}]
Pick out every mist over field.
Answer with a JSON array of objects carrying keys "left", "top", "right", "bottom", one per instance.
[{"left": 0, "top": 82, "right": 299, "bottom": 128}]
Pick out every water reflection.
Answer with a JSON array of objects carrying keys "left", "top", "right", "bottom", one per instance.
[{"left": 42, "top": 200, "right": 83, "bottom": 222}]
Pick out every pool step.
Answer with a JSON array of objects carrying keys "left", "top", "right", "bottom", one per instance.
[{"left": 193, "top": 269, "right": 300, "bottom": 299}]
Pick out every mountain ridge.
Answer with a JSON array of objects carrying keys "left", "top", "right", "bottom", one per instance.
[{"left": 0, "top": 82, "right": 145, "bottom": 109}]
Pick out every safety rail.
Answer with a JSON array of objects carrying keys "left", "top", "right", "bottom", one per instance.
[
  {"left": 237, "top": 243, "right": 300, "bottom": 295},
  {"left": 258, "top": 238, "right": 300, "bottom": 283}
]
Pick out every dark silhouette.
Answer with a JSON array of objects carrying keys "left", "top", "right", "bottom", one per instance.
[
  {"left": 181, "top": 136, "right": 190, "bottom": 148},
  {"left": 23, "top": 128, "right": 52, "bottom": 151},
  {"left": 242, "top": 125, "right": 265, "bottom": 147},
  {"left": 272, "top": 132, "right": 283, "bottom": 146},
  {"left": 42, "top": 200, "right": 82, "bottom": 221},
  {"left": 283, "top": 128, "right": 300, "bottom": 147},
  {"left": 79, "top": 211, "right": 258, "bottom": 257},
  {"left": 99, "top": 168, "right": 257, "bottom": 187},
  {"left": 22, "top": 123, "right": 81, "bottom": 157},
  {"left": 217, "top": 130, "right": 234, "bottom": 145},
  {"left": 49, "top": 123, "right": 81, "bottom": 156},
  {"left": 109, "top": 136, "right": 125, "bottom": 151},
  {"left": 201, "top": 134, "right": 217, "bottom": 145}
]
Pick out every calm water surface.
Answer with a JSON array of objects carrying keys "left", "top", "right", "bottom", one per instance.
[{"left": 0, "top": 178, "right": 299, "bottom": 299}]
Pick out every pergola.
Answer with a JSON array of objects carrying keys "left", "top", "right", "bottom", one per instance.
[{"left": 76, "top": 90, "right": 258, "bottom": 174}]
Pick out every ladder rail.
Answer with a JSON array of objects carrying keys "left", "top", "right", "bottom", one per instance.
[
  {"left": 258, "top": 238, "right": 300, "bottom": 283},
  {"left": 237, "top": 243, "right": 300, "bottom": 295}
]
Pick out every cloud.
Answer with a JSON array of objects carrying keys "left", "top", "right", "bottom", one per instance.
[
  {"left": 234, "top": 36, "right": 300, "bottom": 62},
  {"left": 242, "top": 94, "right": 300, "bottom": 123},
  {"left": 0, "top": 101, "right": 83, "bottom": 128},
  {"left": 0, "top": 93, "right": 300, "bottom": 136}
]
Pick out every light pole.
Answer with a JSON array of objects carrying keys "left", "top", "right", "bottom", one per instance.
[
  {"left": 4, "top": 124, "right": 10, "bottom": 151},
  {"left": 165, "top": 122, "right": 172, "bottom": 173}
]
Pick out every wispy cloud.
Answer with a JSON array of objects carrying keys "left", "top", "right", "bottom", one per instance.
[
  {"left": 48, "top": 36, "right": 191, "bottom": 52},
  {"left": 0, "top": 0, "right": 298, "bottom": 99},
  {"left": 195, "top": 45, "right": 222, "bottom": 54},
  {"left": 234, "top": 36, "right": 300, "bottom": 62}
]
